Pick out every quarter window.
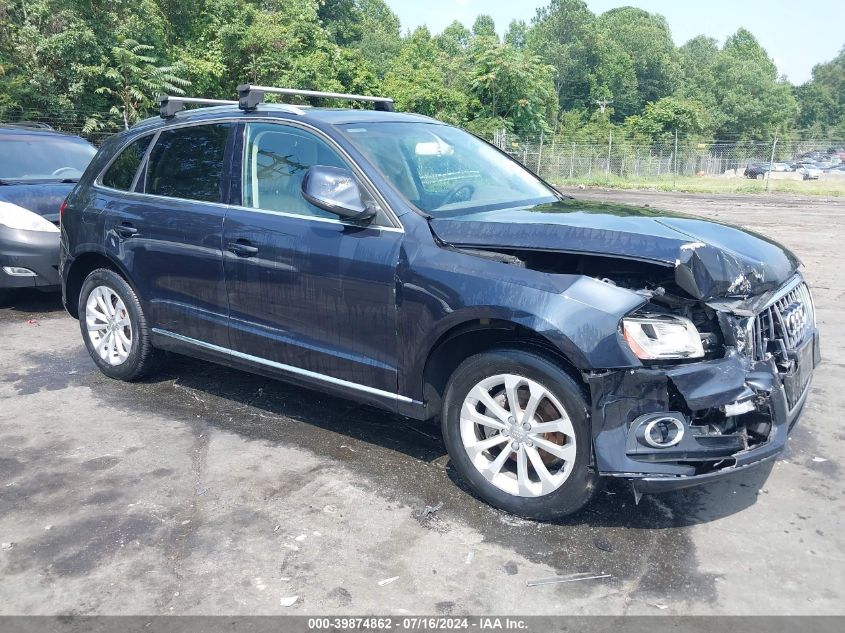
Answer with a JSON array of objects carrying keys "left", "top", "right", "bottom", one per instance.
[
  {"left": 145, "top": 124, "right": 232, "bottom": 202},
  {"left": 101, "top": 135, "right": 153, "bottom": 191},
  {"left": 243, "top": 123, "right": 350, "bottom": 218}
]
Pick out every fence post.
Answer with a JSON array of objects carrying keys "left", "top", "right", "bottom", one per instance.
[
  {"left": 537, "top": 130, "right": 544, "bottom": 179},
  {"left": 673, "top": 129, "right": 679, "bottom": 189},
  {"left": 606, "top": 129, "right": 612, "bottom": 181},
  {"left": 569, "top": 143, "right": 575, "bottom": 179},
  {"left": 765, "top": 129, "right": 778, "bottom": 193}
]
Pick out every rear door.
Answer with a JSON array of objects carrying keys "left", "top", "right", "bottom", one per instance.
[
  {"left": 100, "top": 122, "right": 234, "bottom": 348},
  {"left": 222, "top": 121, "right": 402, "bottom": 399}
]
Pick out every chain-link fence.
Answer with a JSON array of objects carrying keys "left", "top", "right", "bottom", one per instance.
[
  {"left": 487, "top": 129, "right": 845, "bottom": 191},
  {"left": 3, "top": 110, "right": 845, "bottom": 193}
]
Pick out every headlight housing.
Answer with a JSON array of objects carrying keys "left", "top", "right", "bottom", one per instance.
[
  {"left": 0, "top": 201, "right": 59, "bottom": 233},
  {"left": 623, "top": 314, "right": 704, "bottom": 360}
]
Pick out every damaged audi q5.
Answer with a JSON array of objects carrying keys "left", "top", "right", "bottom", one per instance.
[{"left": 61, "top": 87, "right": 820, "bottom": 519}]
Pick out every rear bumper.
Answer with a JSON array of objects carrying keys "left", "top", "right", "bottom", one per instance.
[
  {"left": 587, "top": 330, "right": 820, "bottom": 493},
  {"left": 0, "top": 226, "right": 61, "bottom": 290}
]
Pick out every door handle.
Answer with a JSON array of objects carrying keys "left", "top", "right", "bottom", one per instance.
[
  {"left": 227, "top": 240, "right": 259, "bottom": 257},
  {"left": 115, "top": 223, "right": 138, "bottom": 238}
]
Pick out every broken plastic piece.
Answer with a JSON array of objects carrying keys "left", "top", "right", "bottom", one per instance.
[
  {"left": 525, "top": 573, "right": 611, "bottom": 587},
  {"left": 378, "top": 576, "right": 399, "bottom": 587},
  {"left": 279, "top": 596, "right": 298, "bottom": 607}
]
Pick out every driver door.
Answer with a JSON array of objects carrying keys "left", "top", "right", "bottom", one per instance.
[{"left": 222, "top": 122, "right": 403, "bottom": 400}]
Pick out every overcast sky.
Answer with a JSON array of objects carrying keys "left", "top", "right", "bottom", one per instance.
[{"left": 385, "top": 0, "right": 844, "bottom": 84}]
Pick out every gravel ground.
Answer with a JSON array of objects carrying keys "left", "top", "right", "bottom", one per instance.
[{"left": 1, "top": 189, "right": 843, "bottom": 616}]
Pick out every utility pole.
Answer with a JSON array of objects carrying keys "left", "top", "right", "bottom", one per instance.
[
  {"left": 595, "top": 99, "right": 613, "bottom": 114},
  {"left": 766, "top": 129, "right": 779, "bottom": 193}
]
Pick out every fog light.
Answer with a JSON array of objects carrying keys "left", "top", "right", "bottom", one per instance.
[
  {"left": 2, "top": 266, "right": 37, "bottom": 277},
  {"left": 642, "top": 416, "right": 685, "bottom": 448}
]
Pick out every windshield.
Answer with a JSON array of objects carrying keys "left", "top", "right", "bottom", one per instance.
[
  {"left": 340, "top": 122, "right": 557, "bottom": 216},
  {"left": 0, "top": 136, "right": 97, "bottom": 181}
]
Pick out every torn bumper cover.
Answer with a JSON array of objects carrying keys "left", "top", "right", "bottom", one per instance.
[{"left": 586, "top": 330, "right": 821, "bottom": 492}]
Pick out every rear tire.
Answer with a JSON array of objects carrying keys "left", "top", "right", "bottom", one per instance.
[
  {"left": 78, "top": 268, "right": 161, "bottom": 381},
  {"left": 441, "top": 348, "right": 601, "bottom": 520}
]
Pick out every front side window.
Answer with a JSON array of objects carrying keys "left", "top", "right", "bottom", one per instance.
[
  {"left": 242, "top": 123, "right": 349, "bottom": 219},
  {"left": 340, "top": 122, "right": 557, "bottom": 217},
  {"left": 0, "top": 135, "right": 96, "bottom": 182},
  {"left": 102, "top": 135, "right": 153, "bottom": 190},
  {"left": 145, "top": 124, "right": 232, "bottom": 202}
]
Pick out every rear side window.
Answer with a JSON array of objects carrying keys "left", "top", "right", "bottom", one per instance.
[
  {"left": 101, "top": 135, "right": 152, "bottom": 190},
  {"left": 145, "top": 124, "right": 232, "bottom": 202}
]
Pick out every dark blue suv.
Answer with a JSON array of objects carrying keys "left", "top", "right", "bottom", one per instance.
[{"left": 60, "top": 87, "right": 820, "bottom": 518}]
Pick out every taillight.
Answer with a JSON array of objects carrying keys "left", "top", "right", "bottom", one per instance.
[{"left": 59, "top": 199, "right": 68, "bottom": 223}]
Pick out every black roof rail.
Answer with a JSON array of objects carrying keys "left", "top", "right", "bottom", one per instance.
[
  {"left": 157, "top": 96, "right": 239, "bottom": 119},
  {"left": 237, "top": 85, "right": 395, "bottom": 112}
]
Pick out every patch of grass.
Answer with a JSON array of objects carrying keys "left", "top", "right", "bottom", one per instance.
[{"left": 550, "top": 175, "right": 845, "bottom": 197}]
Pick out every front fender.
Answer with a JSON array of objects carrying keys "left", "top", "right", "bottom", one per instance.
[{"left": 398, "top": 241, "right": 646, "bottom": 401}]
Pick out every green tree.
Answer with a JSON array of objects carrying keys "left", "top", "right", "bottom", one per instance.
[
  {"left": 596, "top": 7, "right": 679, "bottom": 116},
  {"left": 796, "top": 46, "right": 845, "bottom": 134},
  {"left": 504, "top": 20, "right": 529, "bottom": 50},
  {"left": 626, "top": 96, "right": 708, "bottom": 141},
  {"left": 470, "top": 40, "right": 558, "bottom": 135},
  {"left": 472, "top": 15, "right": 497, "bottom": 40}
]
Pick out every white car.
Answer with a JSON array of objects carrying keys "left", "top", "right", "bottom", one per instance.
[{"left": 797, "top": 165, "right": 823, "bottom": 180}]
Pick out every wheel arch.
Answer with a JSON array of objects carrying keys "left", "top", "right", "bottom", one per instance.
[
  {"left": 64, "top": 250, "right": 137, "bottom": 319},
  {"left": 419, "top": 316, "right": 587, "bottom": 421}
]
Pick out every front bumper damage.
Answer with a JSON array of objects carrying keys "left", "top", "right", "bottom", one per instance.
[{"left": 586, "top": 329, "right": 821, "bottom": 493}]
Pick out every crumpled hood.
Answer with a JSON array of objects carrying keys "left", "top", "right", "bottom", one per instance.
[
  {"left": 429, "top": 199, "right": 800, "bottom": 300},
  {"left": 0, "top": 182, "right": 74, "bottom": 223}
]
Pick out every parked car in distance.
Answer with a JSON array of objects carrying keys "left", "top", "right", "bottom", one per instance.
[
  {"left": 743, "top": 162, "right": 768, "bottom": 178},
  {"left": 796, "top": 164, "right": 823, "bottom": 180},
  {"left": 0, "top": 123, "right": 97, "bottom": 303},
  {"left": 60, "top": 88, "right": 820, "bottom": 519}
]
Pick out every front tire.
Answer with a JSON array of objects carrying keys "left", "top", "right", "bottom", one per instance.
[
  {"left": 441, "top": 349, "right": 601, "bottom": 520},
  {"left": 78, "top": 268, "right": 161, "bottom": 381}
]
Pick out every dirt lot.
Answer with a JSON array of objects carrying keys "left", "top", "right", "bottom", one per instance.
[{"left": 1, "top": 189, "right": 844, "bottom": 616}]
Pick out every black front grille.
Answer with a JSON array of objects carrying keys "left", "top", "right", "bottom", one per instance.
[{"left": 750, "top": 281, "right": 814, "bottom": 361}]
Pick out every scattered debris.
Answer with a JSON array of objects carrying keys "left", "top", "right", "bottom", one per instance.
[
  {"left": 323, "top": 505, "right": 337, "bottom": 514},
  {"left": 273, "top": 525, "right": 281, "bottom": 532},
  {"left": 525, "top": 572, "right": 611, "bottom": 587},
  {"left": 195, "top": 487, "right": 208, "bottom": 496},
  {"left": 378, "top": 576, "right": 399, "bottom": 587},
  {"left": 463, "top": 551, "right": 475, "bottom": 565},
  {"left": 279, "top": 596, "right": 298, "bottom": 607},
  {"left": 413, "top": 502, "right": 448, "bottom": 532},
  {"left": 498, "top": 561, "right": 519, "bottom": 576},
  {"left": 312, "top": 531, "right": 322, "bottom": 537},
  {"left": 181, "top": 520, "right": 191, "bottom": 526},
  {"left": 812, "top": 457, "right": 828, "bottom": 463},
  {"left": 339, "top": 444, "right": 356, "bottom": 452},
  {"left": 282, "top": 543, "right": 300, "bottom": 552},
  {"left": 648, "top": 602, "right": 669, "bottom": 610},
  {"left": 25, "top": 319, "right": 38, "bottom": 326},
  {"left": 1, "top": 542, "right": 14, "bottom": 550},
  {"left": 44, "top": 525, "right": 52, "bottom": 531},
  {"left": 593, "top": 538, "right": 613, "bottom": 552},
  {"left": 294, "top": 534, "right": 307, "bottom": 542}
]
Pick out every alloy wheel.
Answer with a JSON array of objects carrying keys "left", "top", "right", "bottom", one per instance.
[
  {"left": 85, "top": 285, "right": 133, "bottom": 366},
  {"left": 459, "top": 373, "right": 577, "bottom": 497}
]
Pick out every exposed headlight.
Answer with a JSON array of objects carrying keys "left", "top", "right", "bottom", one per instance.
[
  {"left": 0, "top": 201, "right": 59, "bottom": 233},
  {"left": 623, "top": 314, "right": 704, "bottom": 360}
]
